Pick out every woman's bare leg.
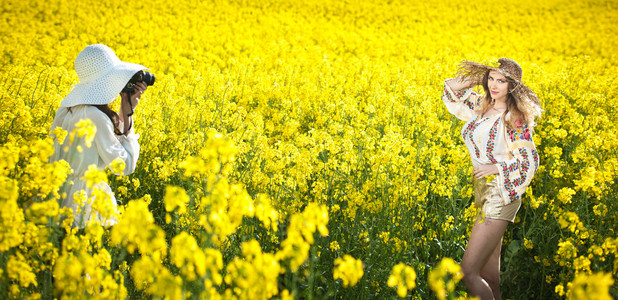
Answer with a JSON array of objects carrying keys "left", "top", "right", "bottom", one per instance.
[
  {"left": 480, "top": 241, "right": 502, "bottom": 300},
  {"left": 461, "top": 218, "right": 509, "bottom": 300}
]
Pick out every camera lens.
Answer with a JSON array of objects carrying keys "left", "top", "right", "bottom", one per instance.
[{"left": 142, "top": 72, "right": 155, "bottom": 86}]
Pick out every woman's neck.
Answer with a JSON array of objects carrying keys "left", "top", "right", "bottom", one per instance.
[{"left": 492, "top": 98, "right": 507, "bottom": 110}]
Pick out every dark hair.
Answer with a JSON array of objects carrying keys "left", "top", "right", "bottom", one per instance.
[
  {"left": 68, "top": 105, "right": 121, "bottom": 134},
  {"left": 94, "top": 105, "right": 121, "bottom": 133},
  {"left": 480, "top": 70, "right": 524, "bottom": 128}
]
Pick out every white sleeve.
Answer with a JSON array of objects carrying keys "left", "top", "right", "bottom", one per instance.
[{"left": 442, "top": 81, "right": 483, "bottom": 122}]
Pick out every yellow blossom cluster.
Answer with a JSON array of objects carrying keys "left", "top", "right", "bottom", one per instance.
[
  {"left": 428, "top": 257, "right": 464, "bottom": 300},
  {"left": 224, "top": 240, "right": 280, "bottom": 299},
  {"left": 277, "top": 203, "right": 329, "bottom": 272},
  {"left": 388, "top": 262, "right": 417, "bottom": 298},
  {"left": 333, "top": 255, "right": 364, "bottom": 288}
]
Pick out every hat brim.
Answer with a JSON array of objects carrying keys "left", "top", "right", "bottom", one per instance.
[
  {"left": 457, "top": 60, "right": 540, "bottom": 107},
  {"left": 60, "top": 61, "right": 148, "bottom": 107}
]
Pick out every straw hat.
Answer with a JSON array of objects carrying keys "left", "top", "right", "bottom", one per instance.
[
  {"left": 60, "top": 44, "right": 148, "bottom": 107},
  {"left": 456, "top": 58, "right": 541, "bottom": 107}
]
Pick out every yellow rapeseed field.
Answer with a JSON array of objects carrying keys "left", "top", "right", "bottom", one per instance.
[{"left": 1, "top": 0, "right": 617, "bottom": 299}]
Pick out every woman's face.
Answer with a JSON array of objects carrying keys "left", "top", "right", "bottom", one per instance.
[{"left": 487, "top": 70, "right": 509, "bottom": 103}]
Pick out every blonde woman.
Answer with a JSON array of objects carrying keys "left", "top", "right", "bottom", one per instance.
[
  {"left": 442, "top": 58, "right": 542, "bottom": 300},
  {"left": 50, "top": 44, "right": 150, "bottom": 228}
]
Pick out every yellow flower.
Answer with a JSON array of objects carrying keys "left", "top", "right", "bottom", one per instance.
[
  {"left": 75, "top": 118, "right": 97, "bottom": 148},
  {"left": 428, "top": 257, "right": 463, "bottom": 300},
  {"left": 180, "top": 129, "right": 237, "bottom": 178},
  {"left": 566, "top": 272, "right": 614, "bottom": 300},
  {"left": 555, "top": 284, "right": 565, "bottom": 296},
  {"left": 557, "top": 187, "right": 576, "bottom": 204},
  {"left": 110, "top": 199, "right": 167, "bottom": 260},
  {"left": 164, "top": 185, "right": 190, "bottom": 214},
  {"left": 254, "top": 193, "right": 279, "bottom": 232},
  {"left": 0, "top": 142, "right": 20, "bottom": 174},
  {"left": 379, "top": 231, "right": 390, "bottom": 243},
  {"left": 225, "top": 240, "right": 280, "bottom": 299},
  {"left": 170, "top": 231, "right": 207, "bottom": 281},
  {"left": 131, "top": 255, "right": 182, "bottom": 298},
  {"left": 524, "top": 238, "right": 533, "bottom": 249},
  {"left": 93, "top": 248, "right": 112, "bottom": 270},
  {"left": 573, "top": 256, "right": 591, "bottom": 273},
  {"left": 6, "top": 253, "right": 37, "bottom": 288},
  {"left": 330, "top": 241, "right": 341, "bottom": 252},
  {"left": 204, "top": 248, "right": 224, "bottom": 285},
  {"left": 0, "top": 178, "right": 25, "bottom": 251},
  {"left": 387, "top": 263, "right": 417, "bottom": 297},
  {"left": 2, "top": 0, "right": 618, "bottom": 298},
  {"left": 555, "top": 239, "right": 577, "bottom": 267},
  {"left": 91, "top": 186, "right": 116, "bottom": 221},
  {"left": 593, "top": 203, "right": 608, "bottom": 216},
  {"left": 333, "top": 254, "right": 364, "bottom": 288},
  {"left": 26, "top": 199, "right": 59, "bottom": 224},
  {"left": 276, "top": 203, "right": 329, "bottom": 271},
  {"left": 82, "top": 164, "right": 107, "bottom": 189},
  {"left": 573, "top": 167, "right": 599, "bottom": 194},
  {"left": 280, "top": 289, "right": 294, "bottom": 300},
  {"left": 50, "top": 126, "right": 68, "bottom": 146},
  {"left": 108, "top": 158, "right": 126, "bottom": 175}
]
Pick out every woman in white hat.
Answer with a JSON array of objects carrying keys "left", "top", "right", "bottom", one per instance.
[
  {"left": 50, "top": 44, "right": 150, "bottom": 228},
  {"left": 442, "top": 58, "right": 542, "bottom": 300}
]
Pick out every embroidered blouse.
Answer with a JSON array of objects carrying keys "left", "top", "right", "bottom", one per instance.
[
  {"left": 442, "top": 81, "right": 539, "bottom": 204},
  {"left": 50, "top": 105, "right": 140, "bottom": 228}
]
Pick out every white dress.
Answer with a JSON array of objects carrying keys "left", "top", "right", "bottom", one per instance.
[
  {"left": 442, "top": 81, "right": 539, "bottom": 205},
  {"left": 50, "top": 105, "right": 140, "bottom": 228}
]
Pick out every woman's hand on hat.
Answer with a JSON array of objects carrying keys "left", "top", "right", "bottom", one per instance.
[
  {"left": 448, "top": 77, "right": 477, "bottom": 91},
  {"left": 473, "top": 164, "right": 499, "bottom": 179}
]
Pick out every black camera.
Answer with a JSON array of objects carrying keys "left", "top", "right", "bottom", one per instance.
[{"left": 122, "top": 70, "right": 155, "bottom": 93}]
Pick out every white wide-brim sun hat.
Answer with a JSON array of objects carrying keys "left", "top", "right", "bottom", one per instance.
[{"left": 60, "top": 44, "right": 148, "bottom": 107}]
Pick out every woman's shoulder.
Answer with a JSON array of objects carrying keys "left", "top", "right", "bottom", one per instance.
[
  {"left": 67, "top": 105, "right": 113, "bottom": 128},
  {"left": 76, "top": 105, "right": 108, "bottom": 118}
]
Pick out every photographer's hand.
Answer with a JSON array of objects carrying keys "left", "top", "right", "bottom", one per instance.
[{"left": 120, "top": 82, "right": 148, "bottom": 135}]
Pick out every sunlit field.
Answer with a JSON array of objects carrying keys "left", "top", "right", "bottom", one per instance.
[{"left": 1, "top": 0, "right": 617, "bottom": 299}]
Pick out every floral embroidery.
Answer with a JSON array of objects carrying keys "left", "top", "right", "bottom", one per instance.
[
  {"left": 454, "top": 89, "right": 467, "bottom": 98},
  {"left": 443, "top": 88, "right": 457, "bottom": 103},
  {"left": 442, "top": 85, "right": 476, "bottom": 110},
  {"left": 515, "top": 119, "right": 524, "bottom": 127},
  {"left": 472, "top": 141, "right": 481, "bottom": 159},
  {"left": 500, "top": 146, "right": 533, "bottom": 203},
  {"left": 486, "top": 118, "right": 500, "bottom": 163},
  {"left": 462, "top": 119, "right": 477, "bottom": 140},
  {"left": 508, "top": 125, "right": 533, "bottom": 142},
  {"left": 465, "top": 99, "right": 474, "bottom": 110},
  {"left": 500, "top": 161, "right": 519, "bottom": 202},
  {"left": 513, "top": 148, "right": 530, "bottom": 185},
  {"left": 462, "top": 119, "right": 481, "bottom": 159}
]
